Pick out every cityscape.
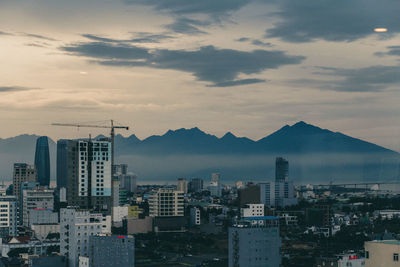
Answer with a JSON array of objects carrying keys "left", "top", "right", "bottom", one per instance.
[{"left": 1, "top": 0, "right": 400, "bottom": 266}]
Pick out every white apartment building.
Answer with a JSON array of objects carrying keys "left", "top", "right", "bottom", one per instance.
[
  {"left": 259, "top": 181, "right": 298, "bottom": 207},
  {"left": 149, "top": 189, "right": 184, "bottom": 217},
  {"left": 241, "top": 204, "right": 265, "bottom": 218},
  {"left": 60, "top": 208, "right": 111, "bottom": 267},
  {"left": 365, "top": 240, "right": 400, "bottom": 267},
  {"left": 21, "top": 187, "right": 54, "bottom": 227},
  {"left": 0, "top": 196, "right": 18, "bottom": 237}
]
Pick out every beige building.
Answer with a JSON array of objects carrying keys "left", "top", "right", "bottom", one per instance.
[
  {"left": 365, "top": 240, "right": 400, "bottom": 267},
  {"left": 12, "top": 163, "right": 37, "bottom": 199},
  {"left": 149, "top": 188, "right": 184, "bottom": 217},
  {"left": 177, "top": 178, "right": 188, "bottom": 194}
]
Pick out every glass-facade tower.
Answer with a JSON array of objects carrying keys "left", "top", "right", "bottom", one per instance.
[{"left": 34, "top": 136, "right": 50, "bottom": 186}]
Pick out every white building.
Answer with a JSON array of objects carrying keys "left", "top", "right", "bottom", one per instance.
[
  {"left": 112, "top": 206, "right": 128, "bottom": 224},
  {"left": 229, "top": 217, "right": 281, "bottom": 267},
  {"left": 28, "top": 209, "right": 58, "bottom": 227},
  {"left": 0, "top": 196, "right": 18, "bottom": 237},
  {"left": 149, "top": 189, "right": 184, "bottom": 217},
  {"left": 60, "top": 208, "right": 111, "bottom": 267},
  {"left": 241, "top": 204, "right": 264, "bottom": 218},
  {"left": 190, "top": 207, "right": 201, "bottom": 226},
  {"left": 21, "top": 187, "right": 54, "bottom": 227},
  {"left": 365, "top": 240, "right": 400, "bottom": 267},
  {"left": 259, "top": 181, "right": 298, "bottom": 207}
]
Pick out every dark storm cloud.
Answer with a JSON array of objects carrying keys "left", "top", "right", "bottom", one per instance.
[
  {"left": 0, "top": 86, "right": 36, "bottom": 92},
  {"left": 251, "top": 40, "right": 272, "bottom": 47},
  {"left": 164, "top": 17, "right": 211, "bottom": 35},
  {"left": 125, "top": 0, "right": 251, "bottom": 17},
  {"left": 61, "top": 41, "right": 304, "bottom": 87},
  {"left": 266, "top": 0, "right": 400, "bottom": 42},
  {"left": 291, "top": 65, "right": 400, "bottom": 92}
]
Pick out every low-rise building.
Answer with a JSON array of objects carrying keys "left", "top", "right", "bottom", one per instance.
[
  {"left": 365, "top": 240, "right": 400, "bottom": 267},
  {"left": 240, "top": 204, "right": 264, "bottom": 218}
]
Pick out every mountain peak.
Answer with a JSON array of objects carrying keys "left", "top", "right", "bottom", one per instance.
[{"left": 221, "top": 132, "right": 236, "bottom": 139}]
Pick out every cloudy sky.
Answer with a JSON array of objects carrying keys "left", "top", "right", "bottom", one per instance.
[{"left": 0, "top": 0, "right": 400, "bottom": 150}]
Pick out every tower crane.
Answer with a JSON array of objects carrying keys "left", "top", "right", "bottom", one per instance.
[{"left": 51, "top": 120, "right": 129, "bottom": 174}]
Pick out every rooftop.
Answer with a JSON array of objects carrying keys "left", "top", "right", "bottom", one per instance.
[{"left": 368, "top": 240, "right": 400, "bottom": 245}]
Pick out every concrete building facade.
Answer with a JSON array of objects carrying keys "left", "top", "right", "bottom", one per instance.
[
  {"left": 149, "top": 189, "right": 184, "bottom": 217},
  {"left": 365, "top": 240, "right": 400, "bottom": 267}
]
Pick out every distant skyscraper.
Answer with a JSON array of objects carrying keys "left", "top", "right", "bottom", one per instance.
[
  {"left": 188, "top": 178, "right": 203, "bottom": 193},
  {"left": 56, "top": 139, "right": 71, "bottom": 190},
  {"left": 34, "top": 136, "right": 50, "bottom": 187},
  {"left": 149, "top": 188, "right": 184, "bottom": 217},
  {"left": 12, "top": 163, "right": 37, "bottom": 199},
  {"left": 275, "top": 157, "right": 289, "bottom": 182},
  {"left": 211, "top": 173, "right": 220, "bottom": 183},
  {"left": 177, "top": 178, "right": 188, "bottom": 194}
]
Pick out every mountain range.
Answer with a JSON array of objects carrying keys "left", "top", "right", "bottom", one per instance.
[{"left": 0, "top": 121, "right": 399, "bottom": 183}]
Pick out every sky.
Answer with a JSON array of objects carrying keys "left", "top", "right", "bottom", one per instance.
[{"left": 0, "top": 0, "right": 400, "bottom": 151}]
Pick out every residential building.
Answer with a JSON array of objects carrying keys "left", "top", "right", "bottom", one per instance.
[
  {"left": 188, "top": 178, "right": 203, "bottom": 193},
  {"left": 21, "top": 187, "right": 54, "bottom": 227},
  {"left": 259, "top": 181, "right": 298, "bottom": 207},
  {"left": 149, "top": 188, "right": 184, "bottom": 217},
  {"left": 12, "top": 163, "right": 37, "bottom": 199},
  {"left": 119, "top": 174, "right": 137, "bottom": 193},
  {"left": 316, "top": 254, "right": 365, "bottom": 267},
  {"left": 34, "top": 136, "right": 50, "bottom": 187},
  {"left": 240, "top": 204, "right": 265, "bottom": 218},
  {"left": 57, "top": 138, "right": 113, "bottom": 215},
  {"left": 275, "top": 157, "right": 289, "bottom": 182},
  {"left": 190, "top": 207, "right": 201, "bottom": 226},
  {"left": 177, "top": 178, "right": 188, "bottom": 194},
  {"left": 207, "top": 182, "right": 222, "bottom": 197},
  {"left": 238, "top": 184, "right": 260, "bottom": 207},
  {"left": 229, "top": 217, "right": 281, "bottom": 267},
  {"left": 29, "top": 209, "right": 58, "bottom": 227},
  {"left": 31, "top": 224, "right": 60, "bottom": 241},
  {"left": 60, "top": 208, "right": 111, "bottom": 267},
  {"left": 365, "top": 240, "right": 400, "bottom": 267},
  {"left": 0, "top": 196, "right": 18, "bottom": 237},
  {"left": 87, "top": 235, "right": 135, "bottom": 267}
]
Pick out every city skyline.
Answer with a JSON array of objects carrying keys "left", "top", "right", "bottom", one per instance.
[{"left": 0, "top": 0, "right": 400, "bottom": 151}]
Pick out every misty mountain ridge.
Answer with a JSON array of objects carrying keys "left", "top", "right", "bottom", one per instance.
[{"left": 0, "top": 121, "right": 398, "bottom": 182}]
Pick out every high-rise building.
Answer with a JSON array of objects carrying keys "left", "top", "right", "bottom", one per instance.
[
  {"left": 211, "top": 173, "right": 220, "bottom": 183},
  {"left": 207, "top": 182, "right": 222, "bottom": 197},
  {"left": 12, "top": 163, "right": 37, "bottom": 199},
  {"left": 177, "top": 178, "right": 188, "bottom": 194},
  {"left": 57, "top": 138, "right": 112, "bottom": 215},
  {"left": 34, "top": 136, "right": 50, "bottom": 187},
  {"left": 60, "top": 208, "right": 111, "bottom": 267},
  {"left": 0, "top": 195, "right": 18, "bottom": 237},
  {"left": 21, "top": 186, "right": 54, "bottom": 226},
  {"left": 84, "top": 235, "right": 135, "bottom": 267},
  {"left": 259, "top": 181, "right": 297, "bottom": 207},
  {"left": 188, "top": 178, "right": 203, "bottom": 193},
  {"left": 229, "top": 217, "right": 281, "bottom": 267},
  {"left": 149, "top": 188, "right": 184, "bottom": 217},
  {"left": 113, "top": 164, "right": 128, "bottom": 176},
  {"left": 119, "top": 173, "right": 137, "bottom": 193},
  {"left": 56, "top": 139, "right": 73, "bottom": 190},
  {"left": 275, "top": 157, "right": 289, "bottom": 182}
]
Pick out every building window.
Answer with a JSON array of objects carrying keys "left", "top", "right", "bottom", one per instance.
[
  {"left": 394, "top": 253, "right": 399, "bottom": 261},
  {"left": 365, "top": 251, "right": 369, "bottom": 259}
]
